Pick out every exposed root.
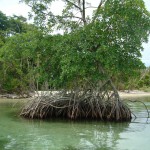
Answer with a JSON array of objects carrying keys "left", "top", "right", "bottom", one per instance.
[
  {"left": 126, "top": 100, "right": 150, "bottom": 119},
  {"left": 20, "top": 80, "right": 132, "bottom": 121}
]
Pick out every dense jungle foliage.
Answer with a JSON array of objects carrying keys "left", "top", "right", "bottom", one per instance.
[{"left": 0, "top": 0, "right": 150, "bottom": 95}]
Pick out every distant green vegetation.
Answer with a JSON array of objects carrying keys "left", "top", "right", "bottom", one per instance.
[
  {"left": 137, "top": 68, "right": 150, "bottom": 91},
  {"left": 113, "top": 67, "right": 150, "bottom": 91},
  {"left": 0, "top": 0, "right": 150, "bottom": 95}
]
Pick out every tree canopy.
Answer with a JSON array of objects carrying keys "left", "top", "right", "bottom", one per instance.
[
  {"left": 0, "top": 0, "right": 150, "bottom": 93},
  {"left": 0, "top": 12, "right": 42, "bottom": 93},
  {"left": 20, "top": 0, "right": 150, "bottom": 86}
]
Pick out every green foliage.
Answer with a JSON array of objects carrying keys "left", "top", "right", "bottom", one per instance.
[
  {"left": 138, "top": 75, "right": 150, "bottom": 87},
  {"left": 7, "top": 15, "right": 27, "bottom": 34},
  {"left": 114, "top": 68, "right": 150, "bottom": 91},
  {"left": 0, "top": 11, "right": 44, "bottom": 93},
  {"left": 95, "top": 0, "right": 149, "bottom": 72},
  {"left": 0, "top": 0, "right": 150, "bottom": 93},
  {"left": 0, "top": 11, "right": 9, "bottom": 31},
  {"left": 21, "top": 0, "right": 85, "bottom": 32},
  {"left": 63, "top": 145, "right": 78, "bottom": 150},
  {"left": 0, "top": 11, "right": 35, "bottom": 38},
  {"left": 137, "top": 68, "right": 150, "bottom": 87},
  {"left": 0, "top": 28, "right": 43, "bottom": 93}
]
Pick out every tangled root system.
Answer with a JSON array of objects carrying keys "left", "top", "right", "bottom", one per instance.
[{"left": 20, "top": 80, "right": 132, "bottom": 121}]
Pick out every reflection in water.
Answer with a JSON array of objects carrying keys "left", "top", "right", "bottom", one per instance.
[{"left": 0, "top": 98, "right": 150, "bottom": 150}]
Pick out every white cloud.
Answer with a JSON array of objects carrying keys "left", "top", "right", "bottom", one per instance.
[
  {"left": 144, "top": 0, "right": 150, "bottom": 11},
  {"left": 0, "top": 0, "right": 30, "bottom": 18}
]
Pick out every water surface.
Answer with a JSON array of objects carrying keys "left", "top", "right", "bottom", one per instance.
[{"left": 0, "top": 97, "right": 150, "bottom": 150}]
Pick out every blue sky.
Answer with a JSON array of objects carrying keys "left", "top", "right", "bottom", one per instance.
[{"left": 0, "top": 0, "right": 150, "bottom": 66}]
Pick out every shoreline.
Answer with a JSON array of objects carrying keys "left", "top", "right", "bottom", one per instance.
[
  {"left": 119, "top": 90, "right": 150, "bottom": 98},
  {"left": 1, "top": 90, "right": 150, "bottom": 100}
]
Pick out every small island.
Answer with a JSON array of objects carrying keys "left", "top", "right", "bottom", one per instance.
[{"left": 0, "top": 0, "right": 150, "bottom": 122}]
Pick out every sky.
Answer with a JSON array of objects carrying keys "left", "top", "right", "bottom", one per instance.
[{"left": 0, "top": 0, "right": 150, "bottom": 66}]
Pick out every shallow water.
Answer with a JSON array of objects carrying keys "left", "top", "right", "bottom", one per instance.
[{"left": 0, "top": 97, "right": 150, "bottom": 150}]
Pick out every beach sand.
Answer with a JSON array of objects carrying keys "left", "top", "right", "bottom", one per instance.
[{"left": 119, "top": 90, "right": 150, "bottom": 98}]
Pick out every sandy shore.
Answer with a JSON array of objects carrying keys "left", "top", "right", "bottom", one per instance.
[
  {"left": 119, "top": 90, "right": 150, "bottom": 98},
  {"left": 1, "top": 90, "right": 150, "bottom": 100}
]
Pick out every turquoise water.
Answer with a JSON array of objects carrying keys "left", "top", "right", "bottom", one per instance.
[{"left": 0, "top": 98, "right": 150, "bottom": 150}]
